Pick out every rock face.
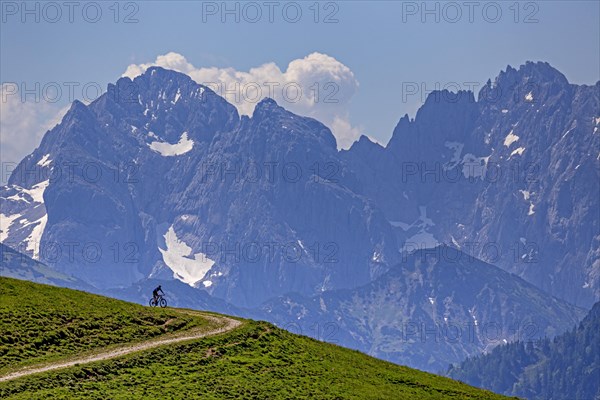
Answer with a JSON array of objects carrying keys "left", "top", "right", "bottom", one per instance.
[
  {"left": 342, "top": 62, "right": 600, "bottom": 307},
  {"left": 1, "top": 67, "right": 398, "bottom": 307},
  {"left": 0, "top": 62, "right": 597, "bottom": 371},
  {"left": 255, "top": 246, "right": 585, "bottom": 373},
  {"left": 2, "top": 68, "right": 240, "bottom": 291}
]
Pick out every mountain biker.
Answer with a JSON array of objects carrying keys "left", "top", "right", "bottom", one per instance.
[{"left": 152, "top": 285, "right": 164, "bottom": 303}]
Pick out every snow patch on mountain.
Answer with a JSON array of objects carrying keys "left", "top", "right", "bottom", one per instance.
[
  {"left": 510, "top": 147, "right": 526, "bottom": 157},
  {"left": 469, "top": 307, "right": 479, "bottom": 326},
  {"left": 149, "top": 132, "right": 194, "bottom": 156},
  {"left": 159, "top": 225, "right": 215, "bottom": 286},
  {"left": 5, "top": 193, "right": 27, "bottom": 203},
  {"left": 444, "top": 141, "right": 464, "bottom": 170},
  {"left": 26, "top": 180, "right": 49, "bottom": 203},
  {"left": 37, "top": 154, "right": 52, "bottom": 167},
  {"left": 403, "top": 231, "right": 439, "bottom": 251},
  {"left": 1, "top": 180, "right": 50, "bottom": 259},
  {"left": 0, "top": 212, "right": 22, "bottom": 242},
  {"left": 389, "top": 220, "right": 412, "bottom": 231},
  {"left": 519, "top": 190, "right": 531, "bottom": 201},
  {"left": 442, "top": 142, "right": 489, "bottom": 179},
  {"left": 25, "top": 214, "right": 47, "bottom": 259},
  {"left": 24, "top": 181, "right": 50, "bottom": 259},
  {"left": 451, "top": 235, "right": 461, "bottom": 248},
  {"left": 372, "top": 250, "right": 382, "bottom": 262},
  {"left": 504, "top": 130, "right": 520, "bottom": 147},
  {"left": 561, "top": 128, "right": 574, "bottom": 140},
  {"left": 402, "top": 206, "right": 439, "bottom": 251},
  {"left": 172, "top": 88, "right": 181, "bottom": 104}
]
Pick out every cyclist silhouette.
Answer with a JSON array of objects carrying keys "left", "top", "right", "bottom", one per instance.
[{"left": 152, "top": 285, "right": 164, "bottom": 303}]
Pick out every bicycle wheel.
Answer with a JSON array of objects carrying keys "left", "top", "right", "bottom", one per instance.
[
  {"left": 159, "top": 298, "right": 167, "bottom": 308},
  {"left": 149, "top": 298, "right": 157, "bottom": 307}
]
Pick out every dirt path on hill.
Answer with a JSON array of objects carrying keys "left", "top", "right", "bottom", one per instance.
[{"left": 0, "top": 313, "right": 242, "bottom": 383}]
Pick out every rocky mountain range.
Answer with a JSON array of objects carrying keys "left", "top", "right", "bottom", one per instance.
[
  {"left": 342, "top": 62, "right": 599, "bottom": 307},
  {"left": 1, "top": 61, "right": 597, "bottom": 372},
  {"left": 253, "top": 246, "right": 584, "bottom": 372}
]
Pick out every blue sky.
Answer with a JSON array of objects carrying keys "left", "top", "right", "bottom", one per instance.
[{"left": 1, "top": 1, "right": 599, "bottom": 174}]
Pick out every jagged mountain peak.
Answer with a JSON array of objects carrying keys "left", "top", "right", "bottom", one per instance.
[
  {"left": 131, "top": 65, "right": 197, "bottom": 89},
  {"left": 343, "top": 61, "right": 599, "bottom": 308},
  {"left": 252, "top": 97, "right": 319, "bottom": 123},
  {"left": 387, "top": 61, "right": 576, "bottom": 152},
  {"left": 107, "top": 67, "right": 215, "bottom": 107},
  {"left": 494, "top": 61, "right": 569, "bottom": 86},
  {"left": 254, "top": 96, "right": 279, "bottom": 110},
  {"left": 52, "top": 99, "right": 93, "bottom": 132},
  {"left": 246, "top": 97, "right": 338, "bottom": 150},
  {"left": 50, "top": 99, "right": 92, "bottom": 131},
  {"left": 386, "top": 89, "right": 479, "bottom": 155},
  {"left": 356, "top": 134, "right": 383, "bottom": 147},
  {"left": 346, "top": 134, "right": 384, "bottom": 155},
  {"left": 422, "top": 89, "right": 476, "bottom": 107},
  {"left": 509, "top": 61, "right": 569, "bottom": 84},
  {"left": 478, "top": 60, "right": 571, "bottom": 105},
  {"left": 250, "top": 97, "right": 285, "bottom": 120},
  {"left": 68, "top": 99, "right": 88, "bottom": 113}
]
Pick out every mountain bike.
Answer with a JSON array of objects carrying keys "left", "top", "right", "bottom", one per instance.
[{"left": 149, "top": 295, "right": 167, "bottom": 308}]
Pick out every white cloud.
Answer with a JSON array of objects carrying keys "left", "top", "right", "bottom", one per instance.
[
  {"left": 1, "top": 53, "right": 363, "bottom": 186},
  {"left": 0, "top": 83, "right": 68, "bottom": 184},
  {"left": 123, "top": 52, "right": 362, "bottom": 149},
  {"left": 329, "top": 114, "right": 364, "bottom": 150},
  {"left": 123, "top": 52, "right": 196, "bottom": 78}
]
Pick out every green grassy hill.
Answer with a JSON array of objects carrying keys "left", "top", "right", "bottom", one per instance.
[
  {"left": 0, "top": 277, "right": 514, "bottom": 399},
  {"left": 0, "top": 277, "right": 216, "bottom": 375}
]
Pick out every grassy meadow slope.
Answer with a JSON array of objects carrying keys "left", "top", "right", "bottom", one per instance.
[
  {"left": 0, "top": 278, "right": 514, "bottom": 399},
  {"left": 0, "top": 277, "right": 217, "bottom": 374}
]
